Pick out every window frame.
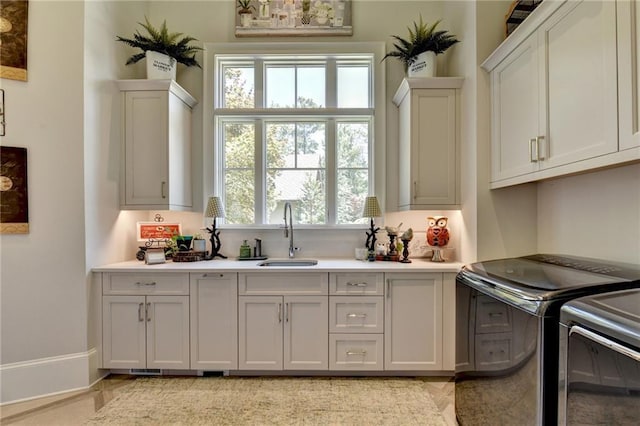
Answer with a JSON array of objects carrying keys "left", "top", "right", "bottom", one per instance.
[{"left": 203, "top": 42, "right": 386, "bottom": 229}]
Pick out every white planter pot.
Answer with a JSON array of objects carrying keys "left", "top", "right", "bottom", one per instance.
[
  {"left": 146, "top": 50, "right": 176, "bottom": 80},
  {"left": 408, "top": 51, "right": 437, "bottom": 78}
]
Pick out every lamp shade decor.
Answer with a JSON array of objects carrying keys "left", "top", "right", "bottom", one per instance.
[
  {"left": 362, "top": 196, "right": 382, "bottom": 253},
  {"left": 362, "top": 196, "right": 382, "bottom": 218},
  {"left": 204, "top": 196, "right": 227, "bottom": 260},
  {"left": 205, "top": 196, "right": 225, "bottom": 219}
]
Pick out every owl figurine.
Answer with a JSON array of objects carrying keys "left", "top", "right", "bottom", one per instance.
[{"left": 426, "top": 216, "right": 450, "bottom": 247}]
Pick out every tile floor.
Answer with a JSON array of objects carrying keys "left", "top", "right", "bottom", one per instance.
[{"left": 0, "top": 374, "right": 456, "bottom": 425}]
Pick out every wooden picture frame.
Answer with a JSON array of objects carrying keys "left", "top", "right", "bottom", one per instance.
[
  {"left": 0, "top": 146, "right": 29, "bottom": 234},
  {"left": 235, "top": 0, "right": 352, "bottom": 37},
  {"left": 0, "top": 0, "right": 28, "bottom": 81}
]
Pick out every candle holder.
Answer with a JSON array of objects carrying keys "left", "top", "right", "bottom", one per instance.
[
  {"left": 400, "top": 238, "right": 411, "bottom": 263},
  {"left": 387, "top": 233, "right": 397, "bottom": 256}
]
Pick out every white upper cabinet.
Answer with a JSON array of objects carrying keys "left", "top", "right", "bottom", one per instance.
[
  {"left": 483, "top": 0, "right": 637, "bottom": 188},
  {"left": 117, "top": 80, "right": 196, "bottom": 211},
  {"left": 618, "top": 0, "right": 640, "bottom": 151},
  {"left": 393, "top": 78, "right": 463, "bottom": 210}
]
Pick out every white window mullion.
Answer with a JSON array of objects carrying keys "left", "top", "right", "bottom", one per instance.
[
  {"left": 255, "top": 119, "right": 265, "bottom": 224},
  {"left": 326, "top": 58, "right": 337, "bottom": 108},
  {"left": 326, "top": 118, "right": 336, "bottom": 225},
  {"left": 255, "top": 59, "right": 264, "bottom": 108}
]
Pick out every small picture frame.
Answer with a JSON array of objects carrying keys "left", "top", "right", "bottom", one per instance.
[{"left": 136, "top": 222, "right": 181, "bottom": 242}]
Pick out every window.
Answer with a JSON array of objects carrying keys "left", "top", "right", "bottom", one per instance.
[{"left": 213, "top": 50, "right": 378, "bottom": 227}]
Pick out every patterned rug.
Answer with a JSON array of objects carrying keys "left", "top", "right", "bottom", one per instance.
[{"left": 87, "top": 376, "right": 447, "bottom": 425}]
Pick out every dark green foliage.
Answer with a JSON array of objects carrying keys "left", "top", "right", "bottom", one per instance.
[
  {"left": 383, "top": 17, "right": 459, "bottom": 68},
  {"left": 116, "top": 17, "right": 202, "bottom": 68}
]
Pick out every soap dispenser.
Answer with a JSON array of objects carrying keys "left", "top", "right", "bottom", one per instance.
[{"left": 239, "top": 240, "right": 251, "bottom": 258}]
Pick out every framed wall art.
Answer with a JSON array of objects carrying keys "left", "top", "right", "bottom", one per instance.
[
  {"left": 136, "top": 221, "right": 182, "bottom": 242},
  {"left": 0, "top": 0, "right": 28, "bottom": 81},
  {"left": 235, "top": 0, "right": 352, "bottom": 37},
  {"left": 0, "top": 146, "right": 29, "bottom": 234}
]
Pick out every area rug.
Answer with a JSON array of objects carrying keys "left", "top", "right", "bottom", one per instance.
[{"left": 87, "top": 376, "right": 447, "bottom": 425}]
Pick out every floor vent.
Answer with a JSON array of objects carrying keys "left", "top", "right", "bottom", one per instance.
[{"left": 129, "top": 368, "right": 162, "bottom": 375}]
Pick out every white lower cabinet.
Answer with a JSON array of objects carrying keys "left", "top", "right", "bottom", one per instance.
[
  {"left": 103, "top": 295, "right": 190, "bottom": 369},
  {"left": 99, "top": 269, "right": 457, "bottom": 374},
  {"left": 102, "top": 272, "right": 190, "bottom": 370},
  {"left": 328, "top": 273, "right": 384, "bottom": 371},
  {"left": 384, "top": 273, "right": 445, "bottom": 371},
  {"left": 239, "top": 295, "right": 328, "bottom": 370},
  {"left": 238, "top": 273, "right": 329, "bottom": 371},
  {"left": 329, "top": 334, "right": 383, "bottom": 371},
  {"left": 190, "top": 273, "right": 238, "bottom": 370}
]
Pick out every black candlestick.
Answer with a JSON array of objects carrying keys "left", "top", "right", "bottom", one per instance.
[
  {"left": 205, "top": 217, "right": 227, "bottom": 260},
  {"left": 400, "top": 238, "right": 411, "bottom": 263},
  {"left": 365, "top": 217, "right": 380, "bottom": 252}
]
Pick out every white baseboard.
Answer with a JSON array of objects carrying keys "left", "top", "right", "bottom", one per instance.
[{"left": 0, "top": 348, "right": 107, "bottom": 405}]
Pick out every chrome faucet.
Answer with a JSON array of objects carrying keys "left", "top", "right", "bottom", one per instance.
[{"left": 283, "top": 202, "right": 295, "bottom": 258}]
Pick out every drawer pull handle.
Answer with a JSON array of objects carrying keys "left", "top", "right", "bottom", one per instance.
[
  {"left": 202, "top": 274, "right": 224, "bottom": 278},
  {"left": 347, "top": 282, "right": 367, "bottom": 287},
  {"left": 346, "top": 350, "right": 367, "bottom": 356},
  {"left": 135, "top": 281, "right": 157, "bottom": 286},
  {"left": 347, "top": 313, "right": 367, "bottom": 319},
  {"left": 138, "top": 303, "right": 144, "bottom": 322}
]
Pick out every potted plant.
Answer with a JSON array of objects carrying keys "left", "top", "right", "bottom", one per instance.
[
  {"left": 383, "top": 17, "right": 459, "bottom": 77},
  {"left": 192, "top": 233, "right": 207, "bottom": 252},
  {"left": 116, "top": 16, "right": 202, "bottom": 80},
  {"left": 237, "top": 0, "right": 256, "bottom": 28}
]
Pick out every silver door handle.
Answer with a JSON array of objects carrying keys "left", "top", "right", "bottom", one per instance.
[
  {"left": 146, "top": 302, "right": 151, "bottom": 322},
  {"left": 570, "top": 325, "right": 640, "bottom": 362},
  {"left": 135, "top": 281, "right": 156, "bottom": 286},
  {"left": 536, "top": 136, "right": 545, "bottom": 160},
  {"left": 138, "top": 303, "right": 144, "bottom": 322},
  {"left": 347, "top": 313, "right": 367, "bottom": 319},
  {"left": 278, "top": 303, "right": 282, "bottom": 323},
  {"left": 285, "top": 303, "right": 289, "bottom": 322},
  {"left": 529, "top": 138, "right": 538, "bottom": 163},
  {"left": 161, "top": 181, "right": 166, "bottom": 199},
  {"left": 346, "top": 350, "right": 367, "bottom": 356},
  {"left": 346, "top": 282, "right": 367, "bottom": 287}
]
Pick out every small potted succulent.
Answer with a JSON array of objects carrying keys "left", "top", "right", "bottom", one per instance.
[
  {"left": 116, "top": 16, "right": 202, "bottom": 80},
  {"left": 383, "top": 17, "right": 459, "bottom": 77},
  {"left": 237, "top": 0, "right": 256, "bottom": 28}
]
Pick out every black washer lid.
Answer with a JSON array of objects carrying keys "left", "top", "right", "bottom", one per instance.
[
  {"left": 463, "top": 254, "right": 640, "bottom": 301},
  {"left": 561, "top": 288, "right": 640, "bottom": 349}
]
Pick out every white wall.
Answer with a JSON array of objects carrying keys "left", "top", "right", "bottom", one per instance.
[
  {"left": 538, "top": 164, "right": 640, "bottom": 264},
  {"left": 0, "top": 0, "right": 147, "bottom": 405}
]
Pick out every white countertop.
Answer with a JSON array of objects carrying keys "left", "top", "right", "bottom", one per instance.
[{"left": 94, "top": 258, "right": 464, "bottom": 273}]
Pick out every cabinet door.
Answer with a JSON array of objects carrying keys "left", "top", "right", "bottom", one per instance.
[
  {"left": 490, "top": 33, "right": 540, "bottom": 182},
  {"left": 238, "top": 296, "right": 283, "bottom": 370},
  {"left": 146, "top": 295, "right": 190, "bottom": 369},
  {"left": 539, "top": 0, "right": 618, "bottom": 168},
  {"left": 123, "top": 91, "right": 168, "bottom": 206},
  {"left": 190, "top": 273, "right": 238, "bottom": 370},
  {"left": 409, "top": 89, "right": 458, "bottom": 206},
  {"left": 283, "top": 296, "right": 328, "bottom": 370},
  {"left": 102, "top": 295, "right": 146, "bottom": 369},
  {"left": 384, "top": 273, "right": 443, "bottom": 370},
  {"left": 168, "top": 92, "right": 193, "bottom": 208},
  {"left": 618, "top": 0, "right": 640, "bottom": 150}
]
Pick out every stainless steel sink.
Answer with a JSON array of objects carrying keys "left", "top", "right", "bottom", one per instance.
[{"left": 258, "top": 259, "right": 318, "bottom": 267}]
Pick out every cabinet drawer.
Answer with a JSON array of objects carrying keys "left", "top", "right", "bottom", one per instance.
[
  {"left": 239, "top": 273, "right": 328, "bottom": 295},
  {"left": 103, "top": 273, "right": 189, "bottom": 295},
  {"left": 329, "top": 334, "right": 383, "bottom": 371},
  {"left": 330, "top": 273, "right": 384, "bottom": 295},
  {"left": 475, "top": 295, "right": 512, "bottom": 334},
  {"left": 475, "top": 333, "right": 513, "bottom": 371},
  {"left": 329, "top": 296, "right": 383, "bottom": 333}
]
